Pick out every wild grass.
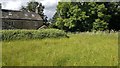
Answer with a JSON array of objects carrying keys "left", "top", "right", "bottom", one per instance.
[{"left": 2, "top": 32, "right": 118, "bottom": 66}]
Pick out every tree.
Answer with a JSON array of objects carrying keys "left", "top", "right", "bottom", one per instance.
[
  {"left": 48, "top": 12, "right": 58, "bottom": 28},
  {"left": 20, "top": 1, "right": 48, "bottom": 23},
  {"left": 21, "top": 6, "right": 28, "bottom": 12},
  {"left": 104, "top": 2, "right": 120, "bottom": 31},
  {"left": 54, "top": 2, "right": 90, "bottom": 32},
  {"left": 52, "top": 2, "right": 119, "bottom": 32}
]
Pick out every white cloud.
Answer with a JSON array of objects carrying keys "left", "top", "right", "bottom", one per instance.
[
  {"left": 39, "top": 0, "right": 58, "bottom": 19},
  {"left": 0, "top": 0, "right": 58, "bottom": 19},
  {"left": 0, "top": 0, "right": 23, "bottom": 10}
]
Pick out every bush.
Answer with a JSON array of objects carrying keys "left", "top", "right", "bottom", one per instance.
[{"left": 2, "top": 29, "right": 68, "bottom": 41}]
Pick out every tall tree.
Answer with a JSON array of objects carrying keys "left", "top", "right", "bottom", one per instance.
[
  {"left": 52, "top": 2, "right": 120, "bottom": 32},
  {"left": 104, "top": 2, "right": 120, "bottom": 31}
]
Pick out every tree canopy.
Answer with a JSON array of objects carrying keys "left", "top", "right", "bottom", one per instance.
[{"left": 52, "top": 2, "right": 120, "bottom": 32}]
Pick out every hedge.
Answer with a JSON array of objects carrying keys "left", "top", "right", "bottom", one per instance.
[{"left": 1, "top": 29, "right": 68, "bottom": 41}]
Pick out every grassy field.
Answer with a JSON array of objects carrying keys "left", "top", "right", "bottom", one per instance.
[{"left": 2, "top": 32, "right": 118, "bottom": 66}]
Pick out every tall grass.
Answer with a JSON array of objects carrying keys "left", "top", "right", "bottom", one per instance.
[{"left": 2, "top": 32, "right": 118, "bottom": 66}]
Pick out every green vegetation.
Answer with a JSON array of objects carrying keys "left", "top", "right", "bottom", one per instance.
[
  {"left": 1, "top": 1, "right": 119, "bottom": 66},
  {"left": 2, "top": 33, "right": 118, "bottom": 66},
  {"left": 51, "top": 2, "right": 120, "bottom": 31},
  {"left": 2, "top": 29, "right": 68, "bottom": 41}
]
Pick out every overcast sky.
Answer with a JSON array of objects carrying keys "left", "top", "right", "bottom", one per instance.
[{"left": 0, "top": 0, "right": 59, "bottom": 19}]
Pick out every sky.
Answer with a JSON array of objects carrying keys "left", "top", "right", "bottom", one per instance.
[{"left": 0, "top": 0, "right": 59, "bottom": 19}]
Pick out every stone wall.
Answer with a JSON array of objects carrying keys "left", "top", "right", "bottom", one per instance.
[{"left": 2, "top": 19, "right": 43, "bottom": 29}]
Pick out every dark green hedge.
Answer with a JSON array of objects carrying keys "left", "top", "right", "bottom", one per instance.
[{"left": 2, "top": 29, "right": 68, "bottom": 41}]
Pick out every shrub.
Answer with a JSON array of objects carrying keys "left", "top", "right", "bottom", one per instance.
[{"left": 2, "top": 29, "right": 68, "bottom": 41}]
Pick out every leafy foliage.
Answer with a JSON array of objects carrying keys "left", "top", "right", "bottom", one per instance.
[
  {"left": 105, "top": 2, "right": 120, "bottom": 30},
  {"left": 2, "top": 29, "right": 68, "bottom": 41},
  {"left": 52, "top": 2, "right": 120, "bottom": 32},
  {"left": 93, "top": 19, "right": 108, "bottom": 31}
]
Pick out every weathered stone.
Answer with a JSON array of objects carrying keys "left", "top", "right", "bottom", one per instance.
[{"left": 1, "top": 9, "right": 43, "bottom": 29}]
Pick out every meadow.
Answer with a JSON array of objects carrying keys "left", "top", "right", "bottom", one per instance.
[{"left": 2, "top": 32, "right": 118, "bottom": 66}]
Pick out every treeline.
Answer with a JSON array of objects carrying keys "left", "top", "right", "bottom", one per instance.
[{"left": 50, "top": 2, "right": 120, "bottom": 32}]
